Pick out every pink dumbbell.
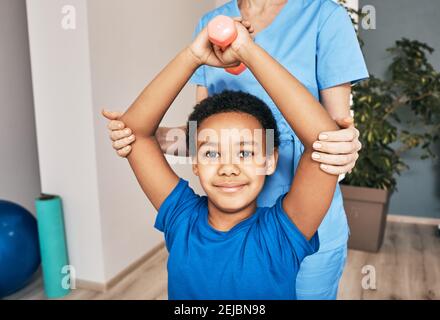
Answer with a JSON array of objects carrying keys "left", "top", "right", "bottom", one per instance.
[{"left": 207, "top": 15, "right": 246, "bottom": 75}]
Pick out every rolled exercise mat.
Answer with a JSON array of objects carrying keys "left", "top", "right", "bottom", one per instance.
[{"left": 35, "top": 194, "right": 70, "bottom": 298}]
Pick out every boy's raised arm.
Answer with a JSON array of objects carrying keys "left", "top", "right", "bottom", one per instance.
[
  {"left": 109, "top": 19, "right": 248, "bottom": 210},
  {"left": 117, "top": 47, "right": 201, "bottom": 210},
  {"left": 239, "top": 42, "right": 340, "bottom": 240}
]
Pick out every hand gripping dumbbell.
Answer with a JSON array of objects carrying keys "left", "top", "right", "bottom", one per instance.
[{"left": 207, "top": 15, "right": 247, "bottom": 75}]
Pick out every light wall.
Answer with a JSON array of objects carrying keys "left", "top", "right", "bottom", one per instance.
[
  {"left": 86, "top": 0, "right": 214, "bottom": 282},
  {"left": 0, "top": 0, "right": 40, "bottom": 216},
  {"left": 26, "top": 0, "right": 214, "bottom": 284},
  {"left": 26, "top": 0, "right": 106, "bottom": 283}
]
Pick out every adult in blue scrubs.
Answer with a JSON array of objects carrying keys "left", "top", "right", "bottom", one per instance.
[{"left": 188, "top": 0, "right": 369, "bottom": 299}]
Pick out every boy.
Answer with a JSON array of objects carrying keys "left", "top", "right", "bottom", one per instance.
[{"left": 109, "top": 19, "right": 340, "bottom": 299}]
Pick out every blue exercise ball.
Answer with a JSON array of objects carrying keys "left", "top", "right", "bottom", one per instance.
[{"left": 0, "top": 200, "right": 41, "bottom": 298}]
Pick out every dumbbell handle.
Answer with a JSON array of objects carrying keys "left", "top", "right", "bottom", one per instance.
[{"left": 207, "top": 15, "right": 246, "bottom": 75}]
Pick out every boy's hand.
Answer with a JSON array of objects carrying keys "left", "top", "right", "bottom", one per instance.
[
  {"left": 102, "top": 109, "right": 136, "bottom": 157},
  {"left": 189, "top": 17, "right": 254, "bottom": 68},
  {"left": 212, "top": 19, "right": 255, "bottom": 66}
]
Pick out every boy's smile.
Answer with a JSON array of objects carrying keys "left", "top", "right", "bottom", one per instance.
[{"left": 213, "top": 181, "right": 248, "bottom": 193}]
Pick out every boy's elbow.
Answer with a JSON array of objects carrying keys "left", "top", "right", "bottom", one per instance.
[
  {"left": 132, "top": 126, "right": 156, "bottom": 139},
  {"left": 119, "top": 114, "right": 154, "bottom": 138}
]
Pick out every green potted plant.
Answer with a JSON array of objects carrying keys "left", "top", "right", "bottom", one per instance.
[{"left": 337, "top": 1, "right": 440, "bottom": 252}]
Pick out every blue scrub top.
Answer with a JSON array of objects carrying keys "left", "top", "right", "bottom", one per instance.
[{"left": 189, "top": 0, "right": 369, "bottom": 251}]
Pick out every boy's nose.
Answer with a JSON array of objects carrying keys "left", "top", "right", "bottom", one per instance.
[{"left": 218, "top": 163, "right": 240, "bottom": 176}]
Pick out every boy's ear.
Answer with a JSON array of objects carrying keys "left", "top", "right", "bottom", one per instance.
[
  {"left": 192, "top": 161, "right": 199, "bottom": 176},
  {"left": 265, "top": 148, "right": 279, "bottom": 176}
]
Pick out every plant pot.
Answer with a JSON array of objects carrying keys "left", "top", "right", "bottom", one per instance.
[{"left": 340, "top": 184, "right": 391, "bottom": 253}]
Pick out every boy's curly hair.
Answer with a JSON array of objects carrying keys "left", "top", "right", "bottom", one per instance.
[{"left": 186, "top": 90, "right": 280, "bottom": 155}]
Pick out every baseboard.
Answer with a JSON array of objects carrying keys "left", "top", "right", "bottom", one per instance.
[
  {"left": 75, "top": 279, "right": 107, "bottom": 292},
  {"left": 75, "top": 241, "right": 166, "bottom": 292},
  {"left": 387, "top": 214, "right": 440, "bottom": 226}
]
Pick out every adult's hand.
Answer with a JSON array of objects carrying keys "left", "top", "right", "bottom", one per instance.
[
  {"left": 311, "top": 116, "right": 362, "bottom": 175},
  {"left": 102, "top": 109, "right": 135, "bottom": 157}
]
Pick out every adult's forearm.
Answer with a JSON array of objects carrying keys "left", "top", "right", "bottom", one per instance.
[
  {"left": 120, "top": 47, "right": 201, "bottom": 138},
  {"left": 240, "top": 43, "right": 339, "bottom": 150},
  {"left": 320, "top": 84, "right": 352, "bottom": 120}
]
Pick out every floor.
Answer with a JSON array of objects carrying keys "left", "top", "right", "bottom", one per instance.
[{"left": 5, "top": 221, "right": 440, "bottom": 300}]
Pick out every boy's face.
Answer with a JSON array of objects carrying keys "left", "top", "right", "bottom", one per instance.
[{"left": 192, "top": 112, "right": 278, "bottom": 213}]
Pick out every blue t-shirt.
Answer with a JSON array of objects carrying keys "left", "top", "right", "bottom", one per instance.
[
  {"left": 155, "top": 178, "right": 320, "bottom": 300},
  {"left": 189, "top": 0, "right": 369, "bottom": 251}
]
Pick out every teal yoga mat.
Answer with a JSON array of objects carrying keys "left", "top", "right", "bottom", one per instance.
[{"left": 35, "top": 194, "right": 70, "bottom": 298}]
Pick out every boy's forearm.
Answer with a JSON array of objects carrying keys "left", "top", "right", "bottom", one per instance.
[
  {"left": 240, "top": 43, "right": 339, "bottom": 150},
  {"left": 120, "top": 47, "right": 201, "bottom": 138}
]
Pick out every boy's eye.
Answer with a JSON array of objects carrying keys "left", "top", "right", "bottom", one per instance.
[
  {"left": 239, "top": 150, "right": 254, "bottom": 158},
  {"left": 205, "top": 151, "right": 220, "bottom": 158}
]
